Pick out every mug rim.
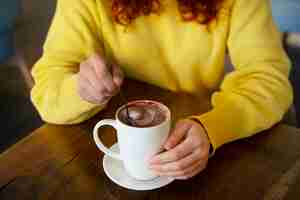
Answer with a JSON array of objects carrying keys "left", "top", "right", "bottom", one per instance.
[{"left": 115, "top": 100, "right": 171, "bottom": 129}]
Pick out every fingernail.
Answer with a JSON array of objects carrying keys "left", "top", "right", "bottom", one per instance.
[
  {"left": 149, "top": 158, "right": 158, "bottom": 165},
  {"left": 149, "top": 166, "right": 157, "bottom": 171},
  {"left": 148, "top": 158, "right": 154, "bottom": 164},
  {"left": 149, "top": 164, "right": 159, "bottom": 169},
  {"left": 164, "top": 143, "right": 171, "bottom": 150},
  {"left": 149, "top": 160, "right": 155, "bottom": 164}
]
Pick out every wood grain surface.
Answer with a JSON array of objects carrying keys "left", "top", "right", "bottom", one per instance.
[{"left": 1, "top": 79, "right": 300, "bottom": 200}]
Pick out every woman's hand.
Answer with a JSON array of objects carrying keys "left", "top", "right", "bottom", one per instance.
[
  {"left": 78, "top": 54, "right": 124, "bottom": 104},
  {"left": 149, "top": 119, "right": 210, "bottom": 180}
]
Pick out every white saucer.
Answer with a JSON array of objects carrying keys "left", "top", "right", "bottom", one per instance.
[{"left": 102, "top": 143, "right": 174, "bottom": 191}]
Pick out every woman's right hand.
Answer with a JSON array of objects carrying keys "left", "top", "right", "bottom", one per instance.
[{"left": 78, "top": 54, "right": 124, "bottom": 104}]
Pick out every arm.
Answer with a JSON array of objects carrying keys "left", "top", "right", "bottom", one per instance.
[
  {"left": 147, "top": 0, "right": 293, "bottom": 180},
  {"left": 192, "top": 0, "right": 293, "bottom": 151},
  {"left": 31, "top": 0, "right": 106, "bottom": 124}
]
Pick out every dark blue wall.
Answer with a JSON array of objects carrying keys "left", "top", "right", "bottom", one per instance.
[{"left": 0, "top": 0, "right": 20, "bottom": 62}]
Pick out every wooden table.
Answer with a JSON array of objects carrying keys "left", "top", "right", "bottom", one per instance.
[{"left": 1, "top": 79, "right": 300, "bottom": 200}]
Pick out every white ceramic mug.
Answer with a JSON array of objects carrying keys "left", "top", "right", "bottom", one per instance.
[{"left": 93, "top": 100, "right": 171, "bottom": 180}]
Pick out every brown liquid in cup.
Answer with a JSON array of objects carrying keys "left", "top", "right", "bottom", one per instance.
[{"left": 118, "top": 101, "right": 167, "bottom": 127}]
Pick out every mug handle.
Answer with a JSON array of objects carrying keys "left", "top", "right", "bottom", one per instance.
[{"left": 93, "top": 119, "right": 122, "bottom": 161}]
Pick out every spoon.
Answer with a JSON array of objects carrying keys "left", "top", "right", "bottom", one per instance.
[
  {"left": 119, "top": 89, "right": 135, "bottom": 126},
  {"left": 106, "top": 63, "right": 135, "bottom": 126}
]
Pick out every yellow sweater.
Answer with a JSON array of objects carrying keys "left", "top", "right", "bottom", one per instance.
[{"left": 31, "top": 0, "right": 293, "bottom": 151}]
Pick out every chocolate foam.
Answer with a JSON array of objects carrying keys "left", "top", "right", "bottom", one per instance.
[{"left": 118, "top": 101, "right": 166, "bottom": 127}]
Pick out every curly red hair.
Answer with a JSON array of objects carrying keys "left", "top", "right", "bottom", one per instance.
[{"left": 111, "top": 0, "right": 223, "bottom": 25}]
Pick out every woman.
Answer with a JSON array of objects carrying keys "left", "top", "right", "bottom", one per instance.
[{"left": 31, "top": 0, "right": 293, "bottom": 180}]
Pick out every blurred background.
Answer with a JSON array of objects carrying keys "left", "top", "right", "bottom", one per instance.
[
  {"left": 0, "top": 0, "right": 299, "bottom": 152},
  {"left": 0, "top": 0, "right": 55, "bottom": 152}
]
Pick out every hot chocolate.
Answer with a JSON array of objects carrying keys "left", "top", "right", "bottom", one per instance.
[{"left": 118, "top": 101, "right": 167, "bottom": 127}]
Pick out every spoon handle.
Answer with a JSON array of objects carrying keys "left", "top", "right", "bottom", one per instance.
[
  {"left": 119, "top": 90, "right": 133, "bottom": 125},
  {"left": 107, "top": 63, "right": 134, "bottom": 126}
]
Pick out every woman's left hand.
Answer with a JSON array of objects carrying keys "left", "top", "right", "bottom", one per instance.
[{"left": 149, "top": 119, "right": 210, "bottom": 180}]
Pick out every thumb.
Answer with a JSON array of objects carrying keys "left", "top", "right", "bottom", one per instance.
[
  {"left": 164, "top": 120, "right": 192, "bottom": 150},
  {"left": 112, "top": 63, "right": 124, "bottom": 87}
]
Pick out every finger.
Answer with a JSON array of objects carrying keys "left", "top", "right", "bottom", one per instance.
[
  {"left": 79, "top": 75, "right": 111, "bottom": 104},
  {"left": 154, "top": 159, "right": 204, "bottom": 178},
  {"left": 90, "top": 55, "right": 118, "bottom": 94},
  {"left": 81, "top": 64, "right": 109, "bottom": 96},
  {"left": 78, "top": 80, "right": 101, "bottom": 104},
  {"left": 175, "top": 161, "right": 207, "bottom": 180},
  {"left": 111, "top": 63, "right": 124, "bottom": 88},
  {"left": 150, "top": 136, "right": 195, "bottom": 164},
  {"left": 150, "top": 148, "right": 203, "bottom": 172},
  {"left": 164, "top": 120, "right": 193, "bottom": 150}
]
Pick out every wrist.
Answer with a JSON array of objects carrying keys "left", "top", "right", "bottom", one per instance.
[{"left": 189, "top": 118, "right": 214, "bottom": 156}]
